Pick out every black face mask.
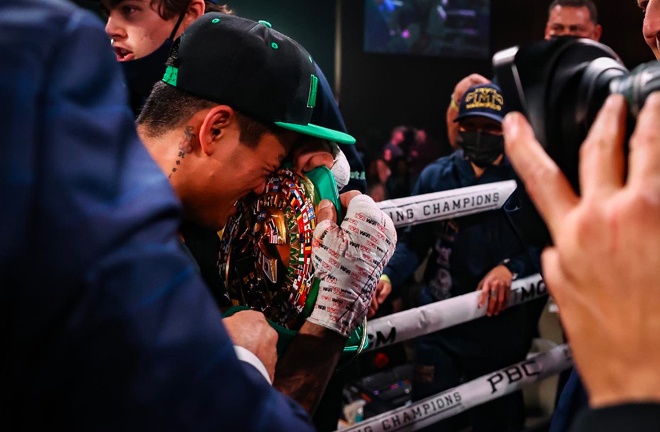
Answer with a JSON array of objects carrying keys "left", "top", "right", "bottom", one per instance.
[
  {"left": 456, "top": 130, "right": 504, "bottom": 168},
  {"left": 120, "top": 38, "right": 174, "bottom": 101},
  {"left": 119, "top": 12, "right": 185, "bottom": 111}
]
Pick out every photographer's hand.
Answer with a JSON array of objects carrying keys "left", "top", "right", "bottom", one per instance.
[{"left": 502, "top": 94, "right": 660, "bottom": 408}]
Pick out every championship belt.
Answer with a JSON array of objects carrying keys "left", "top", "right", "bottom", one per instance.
[{"left": 218, "top": 166, "right": 367, "bottom": 355}]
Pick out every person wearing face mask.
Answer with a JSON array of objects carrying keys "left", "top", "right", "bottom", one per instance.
[
  {"left": 444, "top": 0, "right": 602, "bottom": 150},
  {"left": 100, "top": 0, "right": 228, "bottom": 115},
  {"left": 99, "top": 0, "right": 367, "bottom": 193},
  {"left": 376, "top": 83, "right": 542, "bottom": 432}
]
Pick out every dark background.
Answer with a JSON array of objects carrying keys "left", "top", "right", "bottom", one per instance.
[
  {"left": 338, "top": 0, "right": 651, "bottom": 156},
  {"left": 77, "top": 0, "right": 652, "bottom": 157}
]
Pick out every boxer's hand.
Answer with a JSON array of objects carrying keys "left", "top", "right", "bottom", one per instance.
[
  {"left": 223, "top": 310, "right": 278, "bottom": 382},
  {"left": 328, "top": 147, "right": 350, "bottom": 191},
  {"left": 308, "top": 193, "right": 397, "bottom": 337}
]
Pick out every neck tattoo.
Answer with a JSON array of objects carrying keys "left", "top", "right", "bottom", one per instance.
[{"left": 169, "top": 126, "right": 195, "bottom": 179}]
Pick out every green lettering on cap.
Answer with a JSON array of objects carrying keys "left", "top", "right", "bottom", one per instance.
[
  {"left": 163, "top": 65, "right": 178, "bottom": 86},
  {"left": 259, "top": 20, "right": 272, "bottom": 28},
  {"left": 307, "top": 74, "right": 318, "bottom": 109}
]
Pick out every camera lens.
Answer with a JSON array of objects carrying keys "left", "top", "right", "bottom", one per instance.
[
  {"left": 494, "top": 37, "right": 629, "bottom": 191},
  {"left": 613, "top": 61, "right": 660, "bottom": 118},
  {"left": 559, "top": 56, "right": 628, "bottom": 190}
]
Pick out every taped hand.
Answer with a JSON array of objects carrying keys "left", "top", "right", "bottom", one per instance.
[{"left": 308, "top": 194, "right": 396, "bottom": 337}]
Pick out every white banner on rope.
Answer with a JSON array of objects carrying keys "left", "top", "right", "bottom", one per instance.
[
  {"left": 364, "top": 274, "right": 546, "bottom": 352},
  {"left": 339, "top": 344, "right": 572, "bottom": 432},
  {"left": 377, "top": 180, "right": 517, "bottom": 228}
]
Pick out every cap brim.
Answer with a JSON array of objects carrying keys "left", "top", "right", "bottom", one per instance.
[
  {"left": 274, "top": 121, "right": 356, "bottom": 145},
  {"left": 453, "top": 112, "right": 504, "bottom": 124}
]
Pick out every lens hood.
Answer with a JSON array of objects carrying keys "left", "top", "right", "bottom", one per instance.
[{"left": 494, "top": 37, "right": 626, "bottom": 190}]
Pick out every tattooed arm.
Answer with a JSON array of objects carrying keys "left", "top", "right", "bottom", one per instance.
[{"left": 273, "top": 323, "right": 347, "bottom": 414}]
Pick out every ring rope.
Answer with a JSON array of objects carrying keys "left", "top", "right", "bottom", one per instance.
[
  {"left": 377, "top": 180, "right": 517, "bottom": 228},
  {"left": 364, "top": 273, "right": 547, "bottom": 352},
  {"left": 337, "top": 344, "right": 572, "bottom": 432}
]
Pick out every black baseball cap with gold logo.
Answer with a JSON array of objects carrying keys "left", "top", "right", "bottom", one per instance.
[
  {"left": 162, "top": 13, "right": 355, "bottom": 145},
  {"left": 454, "top": 83, "right": 506, "bottom": 124}
]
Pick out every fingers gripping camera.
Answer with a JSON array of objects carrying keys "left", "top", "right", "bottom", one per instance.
[{"left": 308, "top": 195, "right": 397, "bottom": 337}]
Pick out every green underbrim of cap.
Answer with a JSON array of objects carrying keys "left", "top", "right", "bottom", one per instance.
[{"left": 274, "top": 121, "right": 356, "bottom": 145}]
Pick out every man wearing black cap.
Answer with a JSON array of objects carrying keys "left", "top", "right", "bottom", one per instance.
[
  {"left": 136, "top": 13, "right": 396, "bottom": 414},
  {"left": 377, "top": 83, "right": 541, "bottom": 431},
  {"left": 99, "top": 0, "right": 367, "bottom": 192}
]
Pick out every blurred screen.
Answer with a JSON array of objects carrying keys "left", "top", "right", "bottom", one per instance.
[{"left": 364, "top": 0, "right": 490, "bottom": 58}]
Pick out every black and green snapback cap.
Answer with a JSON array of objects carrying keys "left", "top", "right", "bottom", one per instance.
[{"left": 162, "top": 13, "right": 355, "bottom": 145}]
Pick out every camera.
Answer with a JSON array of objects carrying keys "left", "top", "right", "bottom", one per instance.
[{"left": 493, "top": 37, "right": 660, "bottom": 191}]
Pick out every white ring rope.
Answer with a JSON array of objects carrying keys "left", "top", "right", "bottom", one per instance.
[
  {"left": 332, "top": 182, "right": 549, "bottom": 430},
  {"left": 364, "top": 274, "right": 547, "bottom": 352},
  {"left": 337, "top": 344, "right": 572, "bottom": 432},
  {"left": 377, "top": 180, "right": 517, "bottom": 228}
]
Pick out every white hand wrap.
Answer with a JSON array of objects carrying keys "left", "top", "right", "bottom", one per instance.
[
  {"left": 308, "top": 195, "right": 397, "bottom": 337},
  {"left": 330, "top": 148, "right": 351, "bottom": 191}
]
